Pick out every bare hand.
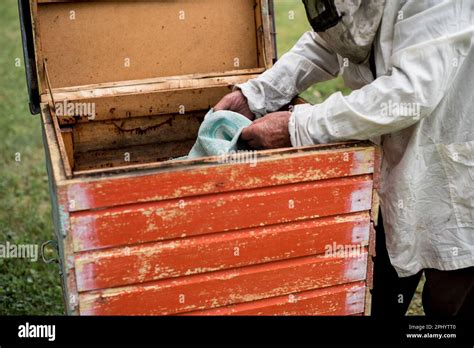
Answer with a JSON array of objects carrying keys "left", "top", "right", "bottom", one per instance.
[
  {"left": 241, "top": 111, "right": 292, "bottom": 149},
  {"left": 214, "top": 90, "right": 255, "bottom": 120}
]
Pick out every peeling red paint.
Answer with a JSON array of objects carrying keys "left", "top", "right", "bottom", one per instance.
[
  {"left": 75, "top": 212, "right": 371, "bottom": 291},
  {"left": 71, "top": 175, "right": 373, "bottom": 252},
  {"left": 59, "top": 144, "right": 378, "bottom": 315},
  {"left": 79, "top": 252, "right": 368, "bottom": 315}
]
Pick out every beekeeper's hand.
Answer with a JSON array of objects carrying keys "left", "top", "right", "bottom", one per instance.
[
  {"left": 241, "top": 111, "right": 292, "bottom": 149},
  {"left": 214, "top": 91, "right": 255, "bottom": 120}
]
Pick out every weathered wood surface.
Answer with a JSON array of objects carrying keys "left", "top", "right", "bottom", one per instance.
[
  {"left": 79, "top": 252, "right": 368, "bottom": 315},
  {"left": 49, "top": 77, "right": 257, "bottom": 124},
  {"left": 70, "top": 175, "right": 373, "bottom": 252},
  {"left": 74, "top": 140, "right": 195, "bottom": 171},
  {"left": 35, "top": 0, "right": 262, "bottom": 88},
  {"left": 46, "top": 69, "right": 264, "bottom": 95},
  {"left": 43, "top": 118, "right": 377, "bottom": 315},
  {"left": 67, "top": 145, "right": 375, "bottom": 212},
  {"left": 184, "top": 281, "right": 366, "bottom": 316},
  {"left": 60, "top": 127, "right": 74, "bottom": 169},
  {"left": 42, "top": 102, "right": 378, "bottom": 316},
  {"left": 41, "top": 105, "right": 79, "bottom": 314},
  {"left": 72, "top": 112, "right": 203, "bottom": 153},
  {"left": 55, "top": 86, "right": 227, "bottom": 125},
  {"left": 75, "top": 212, "right": 370, "bottom": 291}
]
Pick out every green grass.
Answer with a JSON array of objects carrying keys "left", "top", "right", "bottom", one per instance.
[
  {"left": 0, "top": 0, "right": 421, "bottom": 315},
  {"left": 0, "top": 0, "right": 64, "bottom": 314}
]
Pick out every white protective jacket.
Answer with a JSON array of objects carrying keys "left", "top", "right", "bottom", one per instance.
[{"left": 237, "top": 0, "right": 474, "bottom": 277}]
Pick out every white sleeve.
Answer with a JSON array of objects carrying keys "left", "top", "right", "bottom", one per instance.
[
  {"left": 236, "top": 31, "right": 340, "bottom": 117},
  {"left": 289, "top": 19, "right": 471, "bottom": 145}
]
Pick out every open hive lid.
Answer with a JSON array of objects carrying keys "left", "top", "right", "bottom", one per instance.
[{"left": 22, "top": 0, "right": 276, "bottom": 114}]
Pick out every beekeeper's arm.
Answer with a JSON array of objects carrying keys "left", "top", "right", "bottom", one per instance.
[
  {"left": 289, "top": 22, "right": 468, "bottom": 146},
  {"left": 236, "top": 31, "right": 340, "bottom": 118}
]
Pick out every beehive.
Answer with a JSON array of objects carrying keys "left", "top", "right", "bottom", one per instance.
[{"left": 21, "top": 0, "right": 379, "bottom": 315}]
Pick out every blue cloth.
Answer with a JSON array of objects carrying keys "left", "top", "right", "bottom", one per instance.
[{"left": 181, "top": 109, "right": 252, "bottom": 160}]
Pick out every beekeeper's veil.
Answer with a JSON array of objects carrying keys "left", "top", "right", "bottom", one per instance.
[{"left": 302, "top": 0, "right": 385, "bottom": 64}]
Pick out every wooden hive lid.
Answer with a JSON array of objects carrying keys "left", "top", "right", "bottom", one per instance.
[{"left": 26, "top": 0, "right": 276, "bottom": 107}]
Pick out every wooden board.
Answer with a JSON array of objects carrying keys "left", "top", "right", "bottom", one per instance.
[
  {"left": 54, "top": 84, "right": 232, "bottom": 124},
  {"left": 79, "top": 252, "right": 368, "bottom": 315},
  {"left": 40, "top": 105, "right": 80, "bottom": 314},
  {"left": 75, "top": 212, "right": 371, "bottom": 291},
  {"left": 72, "top": 112, "right": 203, "bottom": 153},
  {"left": 66, "top": 144, "right": 375, "bottom": 211},
  {"left": 60, "top": 127, "right": 74, "bottom": 168},
  {"left": 44, "top": 73, "right": 260, "bottom": 124},
  {"left": 35, "top": 0, "right": 263, "bottom": 88},
  {"left": 184, "top": 282, "right": 366, "bottom": 316},
  {"left": 73, "top": 140, "right": 196, "bottom": 171},
  {"left": 70, "top": 175, "right": 373, "bottom": 252}
]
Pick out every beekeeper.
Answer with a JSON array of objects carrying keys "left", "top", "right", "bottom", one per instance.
[{"left": 215, "top": 0, "right": 474, "bottom": 316}]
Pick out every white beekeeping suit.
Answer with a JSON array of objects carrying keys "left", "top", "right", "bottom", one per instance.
[{"left": 237, "top": 0, "right": 474, "bottom": 277}]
